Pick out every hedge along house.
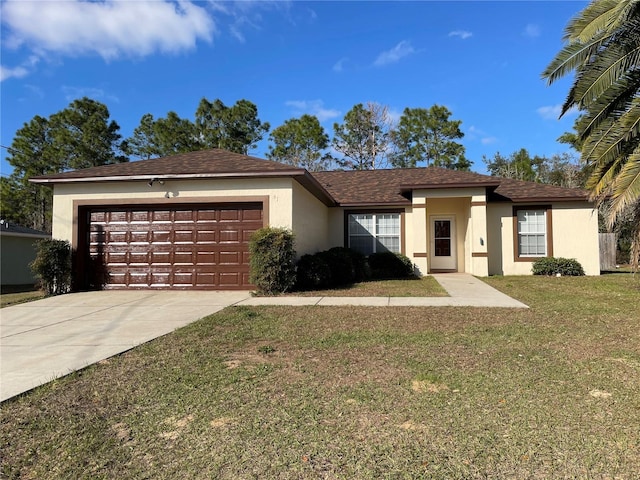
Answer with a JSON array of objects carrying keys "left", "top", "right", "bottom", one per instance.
[{"left": 31, "top": 149, "right": 600, "bottom": 290}]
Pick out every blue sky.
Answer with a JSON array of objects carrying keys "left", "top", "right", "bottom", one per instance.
[{"left": 1, "top": 0, "right": 587, "bottom": 176}]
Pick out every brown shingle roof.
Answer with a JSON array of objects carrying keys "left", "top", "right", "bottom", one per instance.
[
  {"left": 30, "top": 149, "right": 302, "bottom": 182},
  {"left": 30, "top": 149, "right": 590, "bottom": 204},
  {"left": 311, "top": 167, "right": 589, "bottom": 205}
]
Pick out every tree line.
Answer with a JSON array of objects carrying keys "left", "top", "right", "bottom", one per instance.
[{"left": 0, "top": 95, "right": 588, "bottom": 235}]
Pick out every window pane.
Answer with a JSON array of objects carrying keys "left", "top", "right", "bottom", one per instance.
[
  {"left": 434, "top": 220, "right": 451, "bottom": 238},
  {"left": 348, "top": 213, "right": 401, "bottom": 255},
  {"left": 517, "top": 209, "right": 547, "bottom": 257},
  {"left": 350, "top": 235, "right": 374, "bottom": 256},
  {"left": 378, "top": 236, "right": 399, "bottom": 253}
]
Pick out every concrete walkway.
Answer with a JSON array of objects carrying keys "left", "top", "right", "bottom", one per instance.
[{"left": 237, "top": 273, "right": 529, "bottom": 309}]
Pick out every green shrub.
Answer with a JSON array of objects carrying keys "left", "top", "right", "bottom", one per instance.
[
  {"left": 296, "top": 253, "right": 331, "bottom": 290},
  {"left": 249, "top": 227, "right": 296, "bottom": 294},
  {"left": 368, "top": 252, "right": 414, "bottom": 279},
  {"left": 318, "top": 247, "right": 356, "bottom": 286},
  {"left": 30, "top": 239, "right": 72, "bottom": 295},
  {"left": 532, "top": 257, "right": 585, "bottom": 276}
]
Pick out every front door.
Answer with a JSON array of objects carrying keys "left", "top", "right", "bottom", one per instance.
[{"left": 430, "top": 216, "right": 457, "bottom": 271}]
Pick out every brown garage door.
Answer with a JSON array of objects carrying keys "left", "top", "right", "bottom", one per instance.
[{"left": 80, "top": 203, "right": 263, "bottom": 290}]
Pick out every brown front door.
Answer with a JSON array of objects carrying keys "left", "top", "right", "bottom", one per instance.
[{"left": 80, "top": 203, "right": 263, "bottom": 290}]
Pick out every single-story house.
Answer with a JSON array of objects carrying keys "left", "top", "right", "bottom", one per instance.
[
  {"left": 0, "top": 220, "right": 51, "bottom": 287},
  {"left": 31, "top": 149, "right": 600, "bottom": 290}
]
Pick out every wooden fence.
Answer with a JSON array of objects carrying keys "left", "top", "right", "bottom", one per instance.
[{"left": 599, "top": 233, "right": 617, "bottom": 271}]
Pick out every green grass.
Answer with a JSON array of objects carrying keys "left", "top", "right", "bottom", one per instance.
[
  {"left": 1, "top": 275, "right": 639, "bottom": 478},
  {"left": 293, "top": 275, "right": 448, "bottom": 297},
  {"left": 0, "top": 287, "right": 44, "bottom": 308}
]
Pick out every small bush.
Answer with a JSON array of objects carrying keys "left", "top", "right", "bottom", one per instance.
[
  {"left": 368, "top": 252, "right": 414, "bottom": 279},
  {"left": 318, "top": 247, "right": 356, "bottom": 286},
  {"left": 296, "top": 253, "right": 331, "bottom": 290},
  {"left": 249, "top": 227, "right": 296, "bottom": 295},
  {"left": 532, "top": 257, "right": 585, "bottom": 276},
  {"left": 30, "top": 239, "right": 72, "bottom": 295}
]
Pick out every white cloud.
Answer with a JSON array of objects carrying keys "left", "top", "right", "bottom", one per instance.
[
  {"left": 373, "top": 40, "right": 416, "bottom": 67},
  {"left": 1, "top": 0, "right": 215, "bottom": 60},
  {"left": 333, "top": 57, "right": 348, "bottom": 73},
  {"left": 285, "top": 100, "right": 341, "bottom": 122},
  {"left": 537, "top": 104, "right": 579, "bottom": 120},
  {"left": 0, "top": 55, "right": 39, "bottom": 82},
  {"left": 523, "top": 23, "right": 541, "bottom": 38},
  {"left": 537, "top": 105, "right": 563, "bottom": 120},
  {"left": 61, "top": 85, "right": 119, "bottom": 103},
  {"left": 468, "top": 125, "right": 497, "bottom": 145},
  {"left": 448, "top": 30, "right": 473, "bottom": 40}
]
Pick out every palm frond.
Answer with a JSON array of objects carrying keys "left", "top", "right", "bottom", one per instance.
[
  {"left": 608, "top": 148, "right": 640, "bottom": 221},
  {"left": 577, "top": 72, "right": 640, "bottom": 138},
  {"left": 566, "top": 0, "right": 628, "bottom": 42},
  {"left": 582, "top": 99, "right": 640, "bottom": 168},
  {"left": 542, "top": 35, "right": 610, "bottom": 86},
  {"left": 572, "top": 43, "right": 640, "bottom": 108}
]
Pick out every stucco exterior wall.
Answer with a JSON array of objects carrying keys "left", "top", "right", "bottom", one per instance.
[
  {"left": 291, "top": 181, "right": 330, "bottom": 256},
  {"left": 487, "top": 201, "right": 600, "bottom": 276},
  {"left": 51, "top": 177, "right": 295, "bottom": 245},
  {"left": 0, "top": 235, "right": 46, "bottom": 285}
]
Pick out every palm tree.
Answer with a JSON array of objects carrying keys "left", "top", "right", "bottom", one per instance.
[{"left": 543, "top": 0, "right": 640, "bottom": 270}]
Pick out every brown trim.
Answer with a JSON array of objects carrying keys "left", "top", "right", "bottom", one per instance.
[
  {"left": 510, "top": 196, "right": 588, "bottom": 203},
  {"left": 338, "top": 201, "right": 410, "bottom": 207},
  {"left": 512, "top": 205, "right": 553, "bottom": 262},
  {"left": 399, "top": 181, "right": 500, "bottom": 193},
  {"left": 293, "top": 172, "right": 337, "bottom": 207},
  {"left": 31, "top": 170, "right": 306, "bottom": 184},
  {"left": 472, "top": 252, "right": 489, "bottom": 258},
  {"left": 344, "top": 208, "right": 406, "bottom": 255},
  {"left": 413, "top": 252, "right": 428, "bottom": 258},
  {"left": 412, "top": 204, "right": 427, "bottom": 209},
  {"left": 471, "top": 201, "right": 487, "bottom": 207}
]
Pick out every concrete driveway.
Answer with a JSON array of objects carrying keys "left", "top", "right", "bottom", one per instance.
[{"left": 0, "top": 290, "right": 250, "bottom": 402}]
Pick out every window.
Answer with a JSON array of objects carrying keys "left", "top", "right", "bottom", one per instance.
[
  {"left": 348, "top": 212, "right": 401, "bottom": 255},
  {"left": 514, "top": 207, "right": 552, "bottom": 259}
]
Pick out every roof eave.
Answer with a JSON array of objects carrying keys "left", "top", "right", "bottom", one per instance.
[
  {"left": 509, "top": 196, "right": 591, "bottom": 203},
  {"left": 0, "top": 231, "right": 51, "bottom": 239},
  {"left": 29, "top": 170, "right": 308, "bottom": 184},
  {"left": 399, "top": 181, "right": 501, "bottom": 194},
  {"left": 336, "top": 201, "right": 410, "bottom": 208},
  {"left": 293, "top": 172, "right": 337, "bottom": 207}
]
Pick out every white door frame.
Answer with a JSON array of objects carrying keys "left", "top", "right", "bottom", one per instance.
[{"left": 429, "top": 215, "right": 457, "bottom": 271}]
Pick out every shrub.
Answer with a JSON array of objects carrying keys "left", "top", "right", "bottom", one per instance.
[
  {"left": 249, "top": 227, "right": 296, "bottom": 294},
  {"left": 532, "top": 257, "right": 585, "bottom": 276},
  {"left": 318, "top": 247, "right": 357, "bottom": 286},
  {"left": 296, "top": 253, "right": 331, "bottom": 290},
  {"left": 368, "top": 252, "right": 414, "bottom": 279},
  {"left": 30, "top": 239, "right": 72, "bottom": 295}
]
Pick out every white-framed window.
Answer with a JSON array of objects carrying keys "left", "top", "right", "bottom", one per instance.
[
  {"left": 348, "top": 212, "right": 401, "bottom": 255},
  {"left": 516, "top": 209, "right": 547, "bottom": 257}
]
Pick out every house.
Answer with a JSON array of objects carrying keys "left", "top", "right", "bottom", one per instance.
[
  {"left": 0, "top": 220, "right": 51, "bottom": 287},
  {"left": 30, "top": 149, "right": 600, "bottom": 290}
]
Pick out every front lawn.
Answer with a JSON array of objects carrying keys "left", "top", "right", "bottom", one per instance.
[
  {"left": 1, "top": 275, "right": 638, "bottom": 478},
  {"left": 0, "top": 286, "right": 44, "bottom": 308},
  {"left": 293, "top": 275, "right": 448, "bottom": 297}
]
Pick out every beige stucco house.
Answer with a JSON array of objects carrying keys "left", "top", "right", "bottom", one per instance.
[{"left": 31, "top": 149, "right": 600, "bottom": 290}]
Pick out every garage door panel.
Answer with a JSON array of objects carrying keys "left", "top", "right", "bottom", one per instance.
[{"left": 84, "top": 203, "right": 261, "bottom": 289}]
